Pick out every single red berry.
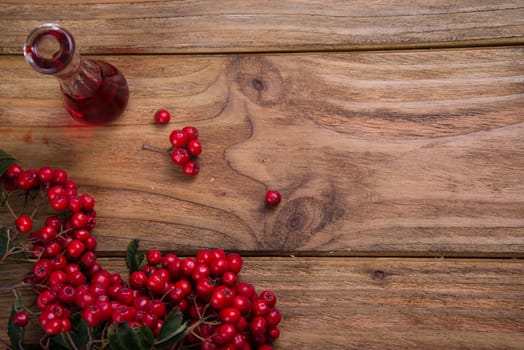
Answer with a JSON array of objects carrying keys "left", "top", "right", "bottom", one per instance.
[
  {"left": 266, "top": 308, "right": 282, "bottom": 327},
  {"left": 196, "top": 250, "right": 212, "bottom": 264},
  {"left": 236, "top": 282, "right": 256, "bottom": 299},
  {"left": 148, "top": 299, "right": 166, "bottom": 319},
  {"left": 147, "top": 250, "right": 163, "bottom": 266},
  {"left": 191, "top": 263, "right": 210, "bottom": 281},
  {"left": 6, "top": 164, "right": 23, "bottom": 179},
  {"left": 67, "top": 270, "right": 87, "bottom": 286},
  {"left": 43, "top": 318, "right": 62, "bottom": 335},
  {"left": 82, "top": 305, "right": 102, "bottom": 327},
  {"left": 233, "top": 295, "right": 251, "bottom": 315},
  {"left": 227, "top": 253, "right": 243, "bottom": 274},
  {"left": 182, "top": 126, "right": 199, "bottom": 140},
  {"left": 112, "top": 305, "right": 136, "bottom": 324},
  {"left": 210, "top": 286, "right": 234, "bottom": 309},
  {"left": 53, "top": 169, "right": 68, "bottom": 185},
  {"left": 130, "top": 271, "right": 148, "bottom": 289},
  {"left": 38, "top": 225, "right": 58, "bottom": 244},
  {"left": 80, "top": 251, "right": 97, "bottom": 269},
  {"left": 162, "top": 253, "right": 178, "bottom": 269},
  {"left": 196, "top": 278, "right": 215, "bottom": 301},
  {"left": 252, "top": 299, "right": 269, "bottom": 316},
  {"left": 213, "top": 323, "right": 236, "bottom": 345},
  {"left": 180, "top": 257, "right": 196, "bottom": 276},
  {"left": 265, "top": 190, "right": 281, "bottom": 206},
  {"left": 154, "top": 109, "right": 171, "bottom": 124},
  {"left": 187, "top": 139, "right": 202, "bottom": 156},
  {"left": 221, "top": 271, "right": 238, "bottom": 287},
  {"left": 33, "top": 259, "right": 53, "bottom": 281},
  {"left": 169, "top": 130, "right": 188, "bottom": 148},
  {"left": 37, "top": 166, "right": 54, "bottom": 183},
  {"left": 250, "top": 316, "right": 268, "bottom": 336},
  {"left": 58, "top": 284, "right": 76, "bottom": 304},
  {"left": 219, "top": 307, "right": 241, "bottom": 324},
  {"left": 258, "top": 345, "right": 274, "bottom": 350},
  {"left": 71, "top": 211, "right": 88, "bottom": 228},
  {"left": 67, "top": 195, "right": 84, "bottom": 212},
  {"left": 48, "top": 270, "right": 68, "bottom": 286},
  {"left": 259, "top": 290, "right": 277, "bottom": 308},
  {"left": 183, "top": 161, "right": 200, "bottom": 176},
  {"left": 146, "top": 272, "right": 168, "bottom": 294},
  {"left": 15, "top": 215, "right": 32, "bottom": 233},
  {"left": 66, "top": 239, "right": 85, "bottom": 259},
  {"left": 37, "top": 290, "right": 58, "bottom": 310},
  {"left": 210, "top": 258, "right": 228, "bottom": 277},
  {"left": 117, "top": 287, "right": 135, "bottom": 306},
  {"left": 80, "top": 194, "right": 96, "bottom": 211},
  {"left": 12, "top": 311, "right": 29, "bottom": 327},
  {"left": 171, "top": 147, "right": 190, "bottom": 166},
  {"left": 50, "top": 254, "right": 67, "bottom": 270},
  {"left": 50, "top": 195, "right": 68, "bottom": 211}
]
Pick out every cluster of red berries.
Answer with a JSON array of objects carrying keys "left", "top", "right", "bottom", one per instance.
[
  {"left": 3, "top": 163, "right": 281, "bottom": 349},
  {"left": 169, "top": 126, "right": 202, "bottom": 177},
  {"left": 151, "top": 108, "right": 202, "bottom": 177}
]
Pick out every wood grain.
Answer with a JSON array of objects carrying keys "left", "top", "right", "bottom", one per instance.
[
  {"left": 1, "top": 47, "right": 523, "bottom": 256},
  {"left": 0, "top": 257, "right": 522, "bottom": 349},
  {"left": 0, "top": 0, "right": 523, "bottom": 54}
]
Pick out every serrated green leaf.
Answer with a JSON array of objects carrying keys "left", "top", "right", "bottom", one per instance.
[
  {"left": 0, "top": 150, "right": 16, "bottom": 177},
  {"left": 126, "top": 239, "right": 139, "bottom": 273},
  {"left": 135, "top": 325, "right": 155, "bottom": 350},
  {"left": 154, "top": 309, "right": 187, "bottom": 349},
  {"left": 8, "top": 306, "right": 23, "bottom": 350},
  {"left": 108, "top": 322, "right": 141, "bottom": 350}
]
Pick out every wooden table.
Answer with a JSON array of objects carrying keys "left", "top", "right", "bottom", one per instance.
[{"left": 1, "top": 1, "right": 523, "bottom": 349}]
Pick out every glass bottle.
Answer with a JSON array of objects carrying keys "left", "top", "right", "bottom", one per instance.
[{"left": 24, "top": 23, "right": 129, "bottom": 125}]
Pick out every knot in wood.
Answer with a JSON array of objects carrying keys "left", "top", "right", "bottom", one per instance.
[{"left": 231, "top": 56, "right": 285, "bottom": 107}]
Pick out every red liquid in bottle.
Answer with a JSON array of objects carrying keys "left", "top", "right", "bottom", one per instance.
[
  {"left": 62, "top": 61, "right": 129, "bottom": 125},
  {"left": 24, "top": 24, "right": 129, "bottom": 125}
]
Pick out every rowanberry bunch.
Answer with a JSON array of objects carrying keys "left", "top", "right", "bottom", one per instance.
[
  {"left": 2, "top": 163, "right": 281, "bottom": 350},
  {"left": 143, "top": 124, "right": 202, "bottom": 177},
  {"left": 169, "top": 126, "right": 202, "bottom": 177}
]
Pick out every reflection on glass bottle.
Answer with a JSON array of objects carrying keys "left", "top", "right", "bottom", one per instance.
[{"left": 24, "top": 23, "right": 129, "bottom": 125}]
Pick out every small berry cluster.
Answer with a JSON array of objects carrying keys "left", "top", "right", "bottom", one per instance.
[
  {"left": 169, "top": 126, "right": 202, "bottom": 177},
  {"left": 2, "top": 163, "right": 281, "bottom": 349}
]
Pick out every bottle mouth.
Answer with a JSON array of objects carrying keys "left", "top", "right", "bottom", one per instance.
[{"left": 24, "top": 23, "right": 75, "bottom": 74}]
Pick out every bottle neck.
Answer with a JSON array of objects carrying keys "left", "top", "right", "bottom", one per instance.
[{"left": 24, "top": 23, "right": 102, "bottom": 99}]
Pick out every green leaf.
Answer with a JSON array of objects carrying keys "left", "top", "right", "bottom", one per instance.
[
  {"left": 108, "top": 322, "right": 141, "bottom": 350},
  {"left": 135, "top": 325, "right": 155, "bottom": 350},
  {"left": 154, "top": 309, "right": 187, "bottom": 349},
  {"left": 0, "top": 150, "right": 16, "bottom": 177},
  {"left": 8, "top": 306, "right": 23, "bottom": 350},
  {"left": 126, "top": 239, "right": 146, "bottom": 274}
]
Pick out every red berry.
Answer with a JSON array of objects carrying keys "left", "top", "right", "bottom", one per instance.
[
  {"left": 112, "top": 305, "right": 136, "bottom": 324},
  {"left": 233, "top": 295, "right": 251, "bottom": 315},
  {"left": 265, "top": 190, "right": 281, "bottom": 206},
  {"left": 192, "top": 263, "right": 210, "bottom": 281},
  {"left": 67, "top": 195, "right": 84, "bottom": 212},
  {"left": 227, "top": 253, "right": 243, "bottom": 274},
  {"left": 33, "top": 259, "right": 53, "bottom": 281},
  {"left": 196, "top": 278, "right": 215, "bottom": 301},
  {"left": 82, "top": 305, "right": 103, "bottom": 327},
  {"left": 259, "top": 290, "right": 277, "bottom": 308},
  {"left": 154, "top": 109, "right": 171, "bottom": 124},
  {"left": 148, "top": 299, "right": 166, "bottom": 318},
  {"left": 117, "top": 287, "right": 135, "bottom": 305},
  {"left": 43, "top": 318, "right": 62, "bottom": 335},
  {"left": 252, "top": 299, "right": 269, "bottom": 316},
  {"left": 213, "top": 323, "right": 236, "bottom": 345},
  {"left": 182, "top": 126, "right": 199, "bottom": 140},
  {"left": 66, "top": 239, "right": 85, "bottom": 259},
  {"left": 169, "top": 130, "right": 188, "bottom": 148},
  {"left": 53, "top": 169, "right": 68, "bottom": 185},
  {"left": 219, "top": 307, "right": 241, "bottom": 324},
  {"left": 12, "top": 311, "right": 29, "bottom": 327},
  {"left": 71, "top": 211, "right": 88, "bottom": 228},
  {"left": 6, "top": 164, "right": 23, "bottom": 179},
  {"left": 221, "top": 271, "right": 238, "bottom": 287},
  {"left": 266, "top": 308, "right": 282, "bottom": 328},
  {"left": 130, "top": 271, "right": 147, "bottom": 289},
  {"left": 171, "top": 147, "right": 190, "bottom": 166},
  {"left": 180, "top": 257, "right": 196, "bottom": 276},
  {"left": 182, "top": 160, "right": 200, "bottom": 176},
  {"left": 80, "top": 194, "right": 96, "bottom": 211},
  {"left": 58, "top": 284, "right": 76, "bottom": 304},
  {"left": 50, "top": 195, "right": 68, "bottom": 211},
  {"left": 15, "top": 215, "right": 32, "bottom": 233},
  {"left": 147, "top": 250, "right": 163, "bottom": 266},
  {"left": 210, "top": 258, "right": 228, "bottom": 277},
  {"left": 210, "top": 286, "right": 234, "bottom": 309},
  {"left": 250, "top": 316, "right": 268, "bottom": 336},
  {"left": 187, "top": 139, "right": 202, "bottom": 156}
]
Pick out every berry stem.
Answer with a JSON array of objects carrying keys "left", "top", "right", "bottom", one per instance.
[{"left": 142, "top": 144, "right": 171, "bottom": 154}]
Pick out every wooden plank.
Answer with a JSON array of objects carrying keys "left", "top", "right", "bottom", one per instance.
[
  {"left": 0, "top": 257, "right": 522, "bottom": 349},
  {"left": 0, "top": 1, "right": 523, "bottom": 54},
  {"left": 0, "top": 47, "right": 523, "bottom": 256}
]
